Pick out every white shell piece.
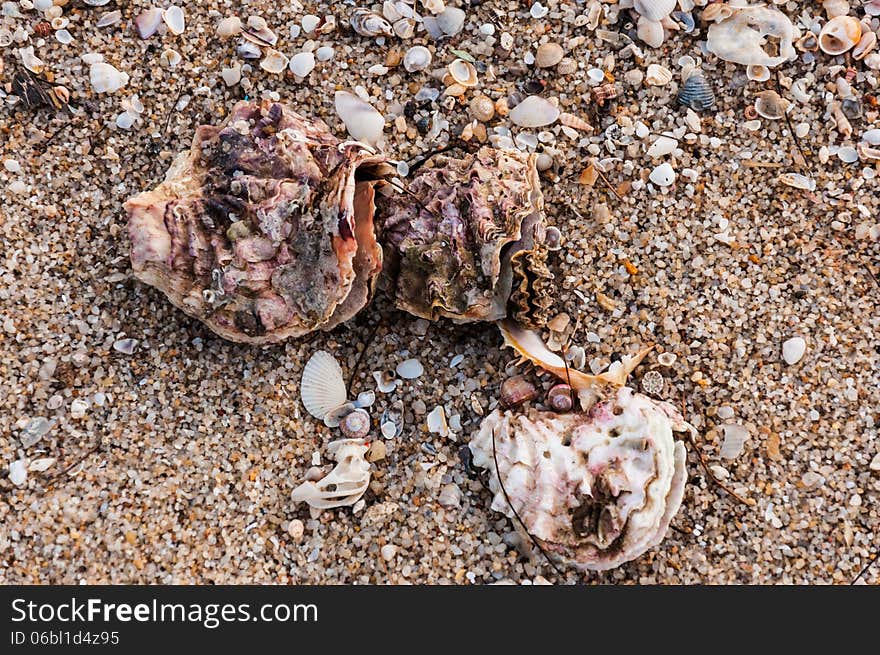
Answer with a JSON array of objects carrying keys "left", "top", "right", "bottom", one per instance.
[
  {"left": 469, "top": 386, "right": 690, "bottom": 571},
  {"left": 290, "top": 439, "right": 371, "bottom": 509},
  {"left": 90, "top": 62, "right": 129, "bottom": 93},
  {"left": 334, "top": 90, "right": 385, "bottom": 148},
  {"left": 509, "top": 96, "right": 560, "bottom": 128},
  {"left": 162, "top": 6, "right": 185, "bottom": 35},
  {"left": 706, "top": 5, "right": 795, "bottom": 67},
  {"left": 633, "top": 0, "right": 676, "bottom": 22},
  {"left": 301, "top": 351, "right": 347, "bottom": 421},
  {"left": 396, "top": 358, "right": 424, "bottom": 379}
]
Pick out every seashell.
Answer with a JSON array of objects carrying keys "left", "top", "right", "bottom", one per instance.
[
  {"left": 701, "top": 3, "right": 735, "bottom": 23},
  {"left": 868, "top": 0, "right": 880, "bottom": 16},
  {"left": 706, "top": 5, "right": 795, "bottom": 67},
  {"left": 242, "top": 16, "right": 277, "bottom": 46},
  {"left": 677, "top": 73, "right": 716, "bottom": 112},
  {"left": 221, "top": 65, "right": 241, "bottom": 86},
  {"left": 821, "top": 0, "right": 850, "bottom": 19},
  {"left": 746, "top": 64, "right": 771, "bottom": 82},
  {"left": 637, "top": 17, "right": 666, "bottom": 48},
  {"left": 373, "top": 370, "right": 398, "bottom": 393},
  {"left": 335, "top": 90, "right": 385, "bottom": 148},
  {"left": 634, "top": 0, "right": 677, "bottom": 22},
  {"left": 863, "top": 129, "right": 880, "bottom": 145},
  {"left": 559, "top": 112, "right": 591, "bottom": 131},
  {"left": 89, "top": 62, "right": 129, "bottom": 93},
  {"left": 796, "top": 31, "right": 819, "bottom": 52},
  {"left": 236, "top": 40, "right": 261, "bottom": 58},
  {"left": 649, "top": 162, "right": 676, "bottom": 187},
  {"left": 853, "top": 30, "right": 877, "bottom": 60},
  {"left": 547, "top": 384, "right": 573, "bottom": 412},
  {"left": 778, "top": 172, "right": 816, "bottom": 191},
  {"left": 316, "top": 46, "right": 335, "bottom": 61},
  {"left": 500, "top": 375, "right": 538, "bottom": 408},
  {"left": 448, "top": 58, "right": 478, "bottom": 87},
  {"left": 290, "top": 439, "right": 371, "bottom": 510},
  {"left": 0, "top": 29, "right": 13, "bottom": 48},
  {"left": 436, "top": 7, "right": 466, "bottom": 36},
  {"left": 422, "top": 0, "right": 446, "bottom": 15},
  {"left": 403, "top": 45, "right": 432, "bottom": 72},
  {"left": 831, "top": 101, "right": 853, "bottom": 138},
  {"left": 18, "top": 46, "right": 44, "bottom": 73},
  {"left": 350, "top": 9, "right": 392, "bottom": 37},
  {"left": 469, "top": 94, "right": 495, "bottom": 122},
  {"left": 647, "top": 135, "right": 678, "bottom": 158},
  {"left": 395, "top": 358, "right": 423, "bottom": 379},
  {"left": 134, "top": 7, "right": 163, "bottom": 40},
  {"left": 469, "top": 385, "right": 691, "bottom": 571},
  {"left": 288, "top": 51, "right": 316, "bottom": 77},
  {"left": 301, "top": 14, "right": 320, "bottom": 33},
  {"left": 97, "top": 10, "right": 123, "bottom": 29},
  {"left": 260, "top": 48, "right": 289, "bottom": 74},
  {"left": 645, "top": 63, "right": 672, "bottom": 86},
  {"left": 837, "top": 146, "right": 858, "bottom": 163},
  {"left": 672, "top": 10, "right": 695, "bottom": 33},
  {"left": 162, "top": 6, "right": 185, "bottom": 35},
  {"left": 393, "top": 17, "right": 415, "bottom": 39},
  {"left": 753, "top": 90, "right": 789, "bottom": 119},
  {"left": 160, "top": 48, "right": 182, "bottom": 68},
  {"left": 51, "top": 17, "right": 69, "bottom": 30},
  {"left": 125, "top": 100, "right": 387, "bottom": 343},
  {"left": 116, "top": 111, "right": 136, "bottom": 130},
  {"left": 427, "top": 405, "right": 449, "bottom": 437},
  {"left": 818, "top": 15, "right": 861, "bottom": 55},
  {"left": 509, "top": 95, "right": 560, "bottom": 127},
  {"left": 380, "top": 400, "right": 404, "bottom": 438},
  {"left": 340, "top": 408, "right": 371, "bottom": 439},
  {"left": 217, "top": 16, "right": 242, "bottom": 38},
  {"left": 535, "top": 42, "right": 564, "bottom": 68},
  {"left": 301, "top": 351, "right": 348, "bottom": 421}
]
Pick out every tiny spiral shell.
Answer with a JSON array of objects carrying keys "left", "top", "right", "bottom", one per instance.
[
  {"left": 547, "top": 384, "right": 573, "bottom": 412},
  {"left": 340, "top": 408, "right": 371, "bottom": 439}
]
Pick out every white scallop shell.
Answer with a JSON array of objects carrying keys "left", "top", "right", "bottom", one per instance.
[
  {"left": 645, "top": 63, "right": 672, "bottom": 85},
  {"left": 746, "top": 64, "right": 771, "bottom": 82},
  {"left": 334, "top": 90, "right": 385, "bottom": 148},
  {"left": 301, "top": 351, "right": 347, "bottom": 421}
]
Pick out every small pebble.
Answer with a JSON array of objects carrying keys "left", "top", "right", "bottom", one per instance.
[
  {"left": 782, "top": 337, "right": 806, "bottom": 365},
  {"left": 9, "top": 459, "right": 27, "bottom": 486},
  {"left": 287, "top": 519, "right": 305, "bottom": 543}
]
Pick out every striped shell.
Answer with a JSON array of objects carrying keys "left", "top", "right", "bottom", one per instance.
[
  {"left": 677, "top": 74, "right": 716, "bottom": 112},
  {"left": 301, "top": 351, "right": 347, "bottom": 421}
]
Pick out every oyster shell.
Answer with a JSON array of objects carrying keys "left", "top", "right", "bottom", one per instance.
[
  {"left": 705, "top": 4, "right": 795, "bottom": 68},
  {"left": 375, "top": 148, "right": 554, "bottom": 326},
  {"left": 469, "top": 386, "right": 690, "bottom": 571},
  {"left": 349, "top": 9, "right": 393, "bottom": 37},
  {"left": 125, "top": 100, "right": 389, "bottom": 344}
]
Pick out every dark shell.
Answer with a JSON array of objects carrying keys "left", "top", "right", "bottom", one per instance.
[
  {"left": 125, "top": 100, "right": 388, "bottom": 343},
  {"left": 375, "top": 147, "right": 554, "bottom": 326},
  {"left": 677, "top": 74, "right": 716, "bottom": 113}
]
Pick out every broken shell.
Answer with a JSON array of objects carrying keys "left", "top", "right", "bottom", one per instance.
[
  {"left": 124, "top": 101, "right": 387, "bottom": 343},
  {"left": 301, "top": 351, "right": 348, "bottom": 421},
  {"left": 335, "top": 90, "right": 385, "bottom": 148},
  {"left": 547, "top": 384, "right": 574, "bottom": 412},
  {"left": 645, "top": 63, "right": 672, "bottom": 86},
  {"left": 242, "top": 18, "right": 277, "bottom": 47},
  {"left": 340, "top": 408, "right": 371, "bottom": 439},
  {"left": 701, "top": 3, "right": 735, "bottom": 22},
  {"left": 470, "top": 94, "right": 495, "bottom": 122},
  {"left": 753, "top": 90, "right": 789, "bottom": 119},
  {"left": 403, "top": 45, "right": 432, "bottom": 72},
  {"left": 509, "top": 95, "right": 560, "bottom": 128},
  {"left": 162, "top": 5, "right": 185, "bottom": 35},
  {"left": 822, "top": 0, "right": 850, "bottom": 19},
  {"left": 778, "top": 172, "right": 816, "bottom": 191},
  {"left": 217, "top": 16, "right": 242, "bottom": 38},
  {"left": 160, "top": 48, "right": 182, "bottom": 68},
  {"left": 501, "top": 375, "right": 538, "bottom": 408},
  {"left": 746, "top": 64, "right": 771, "bottom": 82},
  {"left": 469, "top": 386, "right": 690, "bottom": 571},
  {"left": 350, "top": 9, "right": 393, "bottom": 37},
  {"left": 427, "top": 405, "right": 449, "bottom": 437},
  {"left": 448, "top": 58, "right": 478, "bottom": 87},
  {"left": 135, "top": 7, "right": 163, "bottom": 39},
  {"left": 535, "top": 42, "right": 564, "bottom": 68},
  {"left": 18, "top": 46, "right": 44, "bottom": 73},
  {"left": 637, "top": 17, "right": 666, "bottom": 48},
  {"left": 706, "top": 5, "right": 795, "bottom": 67},
  {"left": 393, "top": 17, "right": 416, "bottom": 39},
  {"left": 853, "top": 30, "right": 877, "bottom": 61},
  {"left": 289, "top": 51, "right": 316, "bottom": 77},
  {"left": 818, "top": 15, "right": 861, "bottom": 55},
  {"left": 373, "top": 370, "right": 398, "bottom": 393},
  {"left": 796, "top": 31, "right": 819, "bottom": 52},
  {"left": 634, "top": 0, "right": 677, "bottom": 22},
  {"left": 649, "top": 162, "right": 676, "bottom": 187},
  {"left": 260, "top": 48, "right": 289, "bottom": 74},
  {"left": 236, "top": 40, "right": 262, "bottom": 59},
  {"left": 380, "top": 401, "right": 405, "bottom": 438},
  {"left": 677, "top": 73, "right": 715, "bottom": 112},
  {"left": 290, "top": 439, "right": 371, "bottom": 510},
  {"left": 89, "top": 61, "right": 129, "bottom": 93},
  {"left": 395, "top": 358, "right": 424, "bottom": 380}
]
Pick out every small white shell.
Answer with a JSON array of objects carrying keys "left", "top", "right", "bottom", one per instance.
[
  {"left": 288, "top": 51, "right": 316, "bottom": 77},
  {"left": 637, "top": 17, "right": 665, "bottom": 48},
  {"left": 746, "top": 64, "right": 771, "bottom": 82},
  {"left": 135, "top": 7, "right": 163, "bottom": 39},
  {"left": 436, "top": 7, "right": 466, "bottom": 36},
  {"left": 448, "top": 58, "right": 478, "bottom": 87},
  {"left": 753, "top": 90, "right": 788, "bottom": 120},
  {"left": 863, "top": 129, "right": 880, "bottom": 146},
  {"left": 217, "top": 16, "right": 242, "bottom": 38},
  {"left": 509, "top": 95, "right": 560, "bottom": 128},
  {"left": 645, "top": 63, "right": 672, "bottom": 86},
  {"left": 706, "top": 5, "right": 795, "bottom": 67},
  {"left": 89, "top": 62, "right": 129, "bottom": 93},
  {"left": 349, "top": 9, "right": 392, "bottom": 37},
  {"left": 853, "top": 31, "right": 877, "bottom": 61},
  {"left": 647, "top": 135, "right": 678, "bottom": 158},
  {"left": 373, "top": 370, "right": 399, "bottom": 393},
  {"left": 649, "top": 162, "right": 676, "bottom": 187},
  {"left": 18, "top": 46, "right": 44, "bottom": 73},
  {"left": 260, "top": 48, "right": 289, "bottom": 74},
  {"left": 396, "top": 358, "right": 424, "bottom": 379},
  {"left": 427, "top": 405, "right": 449, "bottom": 437},
  {"left": 818, "top": 15, "right": 861, "bottom": 56},
  {"left": 160, "top": 48, "right": 181, "bottom": 68},
  {"left": 393, "top": 17, "right": 416, "bottom": 39},
  {"left": 778, "top": 172, "right": 816, "bottom": 191},
  {"left": 301, "top": 351, "right": 347, "bottom": 421},
  {"left": 334, "top": 90, "right": 385, "bottom": 147},
  {"left": 403, "top": 45, "right": 432, "bottom": 72},
  {"left": 162, "top": 6, "right": 185, "bottom": 35},
  {"left": 535, "top": 42, "right": 564, "bottom": 68},
  {"left": 634, "top": 0, "right": 676, "bottom": 22}
]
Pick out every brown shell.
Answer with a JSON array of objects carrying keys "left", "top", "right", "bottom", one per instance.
[
  {"left": 375, "top": 147, "right": 553, "bottom": 326},
  {"left": 124, "top": 100, "right": 388, "bottom": 343}
]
